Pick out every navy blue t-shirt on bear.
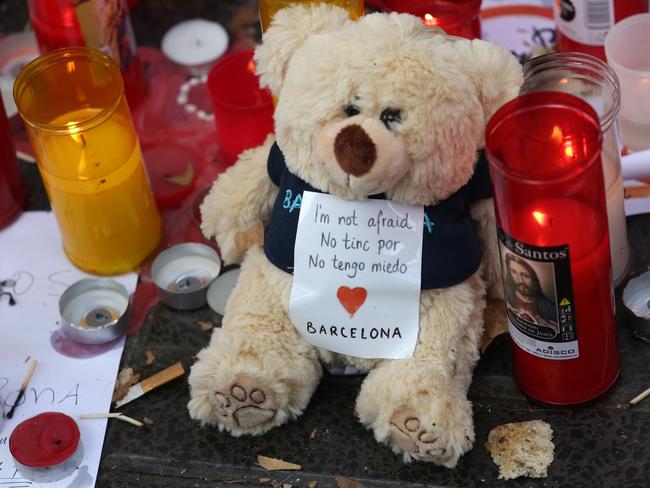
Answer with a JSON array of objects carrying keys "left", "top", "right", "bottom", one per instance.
[{"left": 263, "top": 142, "right": 492, "bottom": 289}]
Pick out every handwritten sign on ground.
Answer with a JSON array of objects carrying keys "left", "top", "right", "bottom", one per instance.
[
  {"left": 289, "top": 192, "right": 423, "bottom": 359},
  {"left": 0, "top": 212, "right": 137, "bottom": 488}
]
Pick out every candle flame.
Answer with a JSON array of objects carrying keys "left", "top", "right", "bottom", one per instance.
[
  {"left": 564, "top": 141, "right": 575, "bottom": 158},
  {"left": 66, "top": 61, "right": 76, "bottom": 74},
  {"left": 550, "top": 125, "right": 563, "bottom": 144},
  {"left": 423, "top": 13, "right": 438, "bottom": 26},
  {"left": 532, "top": 210, "right": 548, "bottom": 226},
  {"left": 559, "top": 77, "right": 569, "bottom": 84},
  {"left": 247, "top": 59, "right": 256, "bottom": 74}
]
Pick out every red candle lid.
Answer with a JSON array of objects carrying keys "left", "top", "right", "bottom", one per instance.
[{"left": 9, "top": 412, "right": 80, "bottom": 468}]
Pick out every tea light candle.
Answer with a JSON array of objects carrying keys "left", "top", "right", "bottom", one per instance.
[
  {"left": 59, "top": 278, "right": 130, "bottom": 345},
  {"left": 9, "top": 412, "right": 83, "bottom": 483},
  {"left": 162, "top": 19, "right": 229, "bottom": 76},
  {"left": 151, "top": 243, "right": 222, "bottom": 310}
]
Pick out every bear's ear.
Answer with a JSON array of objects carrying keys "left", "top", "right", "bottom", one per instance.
[
  {"left": 456, "top": 39, "right": 523, "bottom": 132},
  {"left": 254, "top": 4, "right": 351, "bottom": 96}
]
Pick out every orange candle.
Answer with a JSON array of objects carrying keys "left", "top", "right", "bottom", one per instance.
[
  {"left": 14, "top": 47, "right": 161, "bottom": 275},
  {"left": 258, "top": 0, "right": 364, "bottom": 33}
]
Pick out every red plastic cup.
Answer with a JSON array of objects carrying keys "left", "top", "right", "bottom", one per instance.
[
  {"left": 207, "top": 50, "right": 274, "bottom": 166},
  {"left": 382, "top": 0, "right": 482, "bottom": 39},
  {"left": 0, "top": 96, "right": 27, "bottom": 229},
  {"left": 486, "top": 91, "right": 619, "bottom": 405}
]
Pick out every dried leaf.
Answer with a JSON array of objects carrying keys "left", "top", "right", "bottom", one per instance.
[
  {"left": 257, "top": 455, "right": 301, "bottom": 471},
  {"left": 309, "top": 428, "right": 317, "bottom": 439},
  {"left": 282, "top": 484, "right": 293, "bottom": 488},
  {"left": 271, "top": 481, "right": 280, "bottom": 488},
  {"left": 144, "top": 349, "right": 155, "bottom": 365},
  {"left": 164, "top": 164, "right": 194, "bottom": 187},
  {"left": 142, "top": 416, "right": 155, "bottom": 425},
  {"left": 112, "top": 367, "right": 140, "bottom": 403},
  {"left": 335, "top": 476, "right": 367, "bottom": 488},
  {"left": 308, "top": 482, "right": 317, "bottom": 488},
  {"left": 480, "top": 299, "right": 509, "bottom": 353},
  {"left": 258, "top": 478, "right": 272, "bottom": 484},
  {"left": 197, "top": 320, "right": 214, "bottom": 331}
]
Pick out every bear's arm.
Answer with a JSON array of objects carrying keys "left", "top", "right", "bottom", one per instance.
[
  {"left": 470, "top": 198, "right": 503, "bottom": 300},
  {"left": 200, "top": 136, "right": 278, "bottom": 265}
]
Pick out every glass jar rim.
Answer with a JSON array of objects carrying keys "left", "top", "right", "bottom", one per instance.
[
  {"left": 522, "top": 52, "right": 620, "bottom": 131},
  {"left": 486, "top": 91, "right": 603, "bottom": 186},
  {"left": 13, "top": 47, "right": 124, "bottom": 134}
]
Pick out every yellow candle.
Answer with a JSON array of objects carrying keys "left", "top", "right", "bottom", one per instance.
[
  {"left": 14, "top": 48, "right": 161, "bottom": 275},
  {"left": 258, "top": 0, "right": 365, "bottom": 33}
]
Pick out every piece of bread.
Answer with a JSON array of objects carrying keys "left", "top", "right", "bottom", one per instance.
[{"left": 484, "top": 420, "right": 554, "bottom": 480}]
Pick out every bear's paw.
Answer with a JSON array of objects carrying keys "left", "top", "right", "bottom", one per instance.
[{"left": 213, "top": 375, "right": 278, "bottom": 431}]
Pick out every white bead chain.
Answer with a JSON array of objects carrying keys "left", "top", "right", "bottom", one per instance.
[{"left": 176, "top": 74, "right": 214, "bottom": 122}]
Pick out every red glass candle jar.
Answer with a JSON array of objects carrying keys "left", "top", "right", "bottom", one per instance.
[
  {"left": 554, "top": 0, "right": 648, "bottom": 61},
  {"left": 27, "top": 0, "right": 145, "bottom": 109},
  {"left": 382, "top": 0, "right": 482, "bottom": 39},
  {"left": 0, "top": 96, "right": 27, "bottom": 229},
  {"left": 207, "top": 50, "right": 274, "bottom": 166},
  {"left": 486, "top": 91, "right": 619, "bottom": 405}
]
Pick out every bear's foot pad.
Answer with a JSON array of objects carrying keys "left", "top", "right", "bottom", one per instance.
[
  {"left": 389, "top": 408, "right": 450, "bottom": 463},
  {"left": 214, "top": 375, "right": 277, "bottom": 429}
]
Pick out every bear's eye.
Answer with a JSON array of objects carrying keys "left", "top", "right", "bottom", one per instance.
[
  {"left": 344, "top": 104, "right": 361, "bottom": 117},
  {"left": 380, "top": 108, "right": 402, "bottom": 128}
]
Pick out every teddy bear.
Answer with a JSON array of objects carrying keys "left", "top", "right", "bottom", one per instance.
[{"left": 188, "top": 4, "right": 522, "bottom": 468}]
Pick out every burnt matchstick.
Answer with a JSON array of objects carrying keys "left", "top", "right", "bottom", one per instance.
[{"left": 6, "top": 359, "right": 37, "bottom": 419}]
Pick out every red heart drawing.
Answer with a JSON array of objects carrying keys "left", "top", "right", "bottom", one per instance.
[{"left": 337, "top": 286, "right": 368, "bottom": 317}]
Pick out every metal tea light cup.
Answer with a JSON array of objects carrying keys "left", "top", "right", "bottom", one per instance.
[
  {"left": 59, "top": 278, "right": 130, "bottom": 345},
  {"left": 151, "top": 243, "right": 222, "bottom": 310},
  {"left": 622, "top": 272, "right": 650, "bottom": 339}
]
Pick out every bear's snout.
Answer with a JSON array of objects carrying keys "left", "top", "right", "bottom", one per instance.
[{"left": 334, "top": 124, "right": 377, "bottom": 177}]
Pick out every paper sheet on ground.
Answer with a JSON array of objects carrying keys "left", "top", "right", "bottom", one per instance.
[{"left": 0, "top": 212, "right": 137, "bottom": 488}]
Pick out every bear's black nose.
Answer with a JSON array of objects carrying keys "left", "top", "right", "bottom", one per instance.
[{"left": 334, "top": 124, "right": 377, "bottom": 177}]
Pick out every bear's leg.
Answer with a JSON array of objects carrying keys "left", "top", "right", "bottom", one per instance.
[
  {"left": 188, "top": 248, "right": 322, "bottom": 436},
  {"left": 355, "top": 274, "right": 485, "bottom": 467}
]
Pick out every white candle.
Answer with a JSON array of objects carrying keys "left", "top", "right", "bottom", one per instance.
[
  {"left": 605, "top": 14, "right": 650, "bottom": 151},
  {"left": 602, "top": 134, "right": 631, "bottom": 286},
  {"left": 161, "top": 19, "right": 229, "bottom": 75},
  {"left": 622, "top": 149, "right": 650, "bottom": 180}
]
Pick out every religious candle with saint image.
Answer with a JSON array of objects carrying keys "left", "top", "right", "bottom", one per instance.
[{"left": 486, "top": 91, "right": 619, "bottom": 405}]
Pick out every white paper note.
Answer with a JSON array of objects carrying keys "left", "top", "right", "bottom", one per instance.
[
  {"left": 0, "top": 212, "right": 137, "bottom": 487},
  {"left": 289, "top": 192, "right": 423, "bottom": 359}
]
